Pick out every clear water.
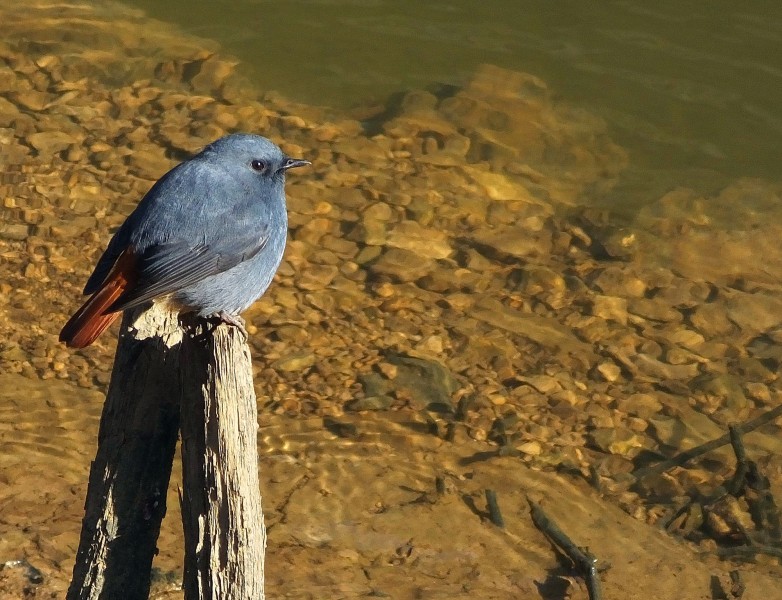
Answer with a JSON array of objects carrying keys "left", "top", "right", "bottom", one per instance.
[
  {"left": 2, "top": 1, "right": 782, "bottom": 597},
  {"left": 123, "top": 0, "right": 782, "bottom": 194}
]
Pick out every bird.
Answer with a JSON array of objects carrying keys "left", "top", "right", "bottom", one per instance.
[{"left": 59, "top": 133, "right": 310, "bottom": 348}]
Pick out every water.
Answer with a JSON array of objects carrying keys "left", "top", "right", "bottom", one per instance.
[
  {"left": 1, "top": 1, "right": 782, "bottom": 597},
  {"left": 124, "top": 0, "right": 782, "bottom": 194}
]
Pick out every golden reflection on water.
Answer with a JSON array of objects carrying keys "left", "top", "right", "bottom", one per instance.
[{"left": 1, "top": 1, "right": 781, "bottom": 598}]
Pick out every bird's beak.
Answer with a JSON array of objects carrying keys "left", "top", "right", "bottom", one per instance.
[{"left": 280, "top": 157, "right": 311, "bottom": 171}]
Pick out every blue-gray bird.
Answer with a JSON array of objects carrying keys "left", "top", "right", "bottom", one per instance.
[{"left": 60, "top": 133, "right": 309, "bottom": 348}]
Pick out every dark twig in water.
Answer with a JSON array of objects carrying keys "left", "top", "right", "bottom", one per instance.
[
  {"left": 715, "top": 545, "right": 782, "bottom": 561},
  {"left": 746, "top": 462, "right": 782, "bottom": 544},
  {"left": 728, "top": 425, "right": 748, "bottom": 464},
  {"left": 422, "top": 411, "right": 441, "bottom": 437},
  {"left": 454, "top": 394, "right": 475, "bottom": 422},
  {"left": 445, "top": 421, "right": 457, "bottom": 442},
  {"left": 488, "top": 412, "right": 518, "bottom": 447},
  {"left": 529, "top": 500, "right": 603, "bottom": 600},
  {"left": 435, "top": 476, "right": 446, "bottom": 496},
  {"left": 725, "top": 424, "right": 749, "bottom": 496},
  {"left": 631, "top": 403, "right": 782, "bottom": 482},
  {"left": 729, "top": 570, "right": 745, "bottom": 599},
  {"left": 660, "top": 419, "right": 782, "bottom": 553},
  {"left": 485, "top": 489, "right": 505, "bottom": 529}
]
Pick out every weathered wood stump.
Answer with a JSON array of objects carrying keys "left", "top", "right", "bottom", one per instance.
[
  {"left": 67, "top": 304, "right": 266, "bottom": 600},
  {"left": 179, "top": 316, "right": 266, "bottom": 600},
  {"left": 67, "top": 304, "right": 182, "bottom": 600}
]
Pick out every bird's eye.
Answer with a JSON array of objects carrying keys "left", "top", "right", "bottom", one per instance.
[{"left": 250, "top": 159, "right": 265, "bottom": 172}]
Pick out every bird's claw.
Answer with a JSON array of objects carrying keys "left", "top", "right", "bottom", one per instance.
[{"left": 216, "top": 311, "right": 248, "bottom": 342}]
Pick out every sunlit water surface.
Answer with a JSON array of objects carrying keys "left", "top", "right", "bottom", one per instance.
[
  {"left": 0, "top": 1, "right": 781, "bottom": 598},
  {"left": 124, "top": 0, "right": 782, "bottom": 200}
]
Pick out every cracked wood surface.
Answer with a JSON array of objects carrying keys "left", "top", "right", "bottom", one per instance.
[
  {"left": 180, "top": 317, "right": 266, "bottom": 600},
  {"left": 67, "top": 306, "right": 266, "bottom": 600},
  {"left": 66, "top": 304, "right": 182, "bottom": 600}
]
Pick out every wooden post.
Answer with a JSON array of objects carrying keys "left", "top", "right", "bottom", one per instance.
[
  {"left": 179, "top": 317, "right": 266, "bottom": 600},
  {"left": 67, "top": 304, "right": 183, "bottom": 600},
  {"left": 68, "top": 308, "right": 266, "bottom": 599}
]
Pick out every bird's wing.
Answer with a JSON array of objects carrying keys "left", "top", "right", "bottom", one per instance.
[
  {"left": 61, "top": 226, "right": 270, "bottom": 346},
  {"left": 108, "top": 226, "right": 270, "bottom": 312},
  {"left": 85, "top": 158, "right": 266, "bottom": 294}
]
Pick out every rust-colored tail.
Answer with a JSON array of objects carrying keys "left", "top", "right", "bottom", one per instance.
[{"left": 60, "top": 250, "right": 136, "bottom": 348}]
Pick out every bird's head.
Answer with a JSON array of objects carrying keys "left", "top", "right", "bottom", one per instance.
[{"left": 201, "top": 133, "right": 310, "bottom": 181}]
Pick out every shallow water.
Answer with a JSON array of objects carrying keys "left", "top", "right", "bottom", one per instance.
[
  {"left": 0, "top": 1, "right": 781, "bottom": 598},
  {"left": 124, "top": 0, "right": 782, "bottom": 194}
]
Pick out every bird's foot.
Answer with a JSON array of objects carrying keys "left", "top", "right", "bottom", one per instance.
[{"left": 216, "top": 311, "right": 248, "bottom": 342}]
